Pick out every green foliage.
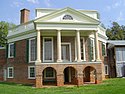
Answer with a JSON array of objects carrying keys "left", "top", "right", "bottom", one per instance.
[
  {"left": 0, "top": 21, "right": 16, "bottom": 47},
  {"left": 0, "top": 78, "right": 125, "bottom": 94},
  {"left": 106, "top": 22, "right": 125, "bottom": 40}
]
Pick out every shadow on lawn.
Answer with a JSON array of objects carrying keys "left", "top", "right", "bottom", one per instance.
[{"left": 0, "top": 82, "right": 33, "bottom": 86}]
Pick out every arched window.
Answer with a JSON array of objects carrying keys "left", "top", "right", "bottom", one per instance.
[{"left": 63, "top": 15, "right": 73, "bottom": 20}]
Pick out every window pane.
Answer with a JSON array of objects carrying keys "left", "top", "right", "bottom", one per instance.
[
  {"left": 30, "top": 39, "right": 36, "bottom": 61},
  {"left": 30, "top": 67, "right": 35, "bottom": 77},
  {"left": 46, "top": 68, "right": 54, "bottom": 77},
  {"left": 80, "top": 39, "right": 84, "bottom": 60},
  {"left": 44, "top": 38, "right": 52, "bottom": 61},
  {"left": 8, "top": 68, "right": 13, "bottom": 78},
  {"left": 10, "top": 44, "right": 14, "bottom": 57},
  {"left": 105, "top": 66, "right": 108, "bottom": 74}
]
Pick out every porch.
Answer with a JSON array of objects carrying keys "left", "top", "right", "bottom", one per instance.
[
  {"left": 35, "top": 29, "right": 101, "bottom": 64},
  {"left": 35, "top": 62, "right": 102, "bottom": 88}
]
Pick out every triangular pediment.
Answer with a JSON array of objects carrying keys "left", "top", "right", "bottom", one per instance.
[{"left": 34, "top": 7, "right": 100, "bottom": 24}]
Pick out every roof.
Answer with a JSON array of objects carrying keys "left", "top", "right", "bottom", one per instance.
[{"left": 107, "top": 40, "right": 125, "bottom": 48}]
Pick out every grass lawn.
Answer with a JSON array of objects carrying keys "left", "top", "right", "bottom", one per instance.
[{"left": 1, "top": 78, "right": 125, "bottom": 94}]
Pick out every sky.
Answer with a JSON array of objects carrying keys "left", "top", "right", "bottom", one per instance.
[{"left": 0, "top": 0, "right": 125, "bottom": 28}]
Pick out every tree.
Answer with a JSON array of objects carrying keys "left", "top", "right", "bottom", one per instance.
[
  {"left": 106, "top": 22, "right": 125, "bottom": 40},
  {"left": 0, "top": 21, "right": 15, "bottom": 47}
]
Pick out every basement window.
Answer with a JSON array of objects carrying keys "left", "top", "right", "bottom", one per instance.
[
  {"left": 8, "top": 67, "right": 14, "bottom": 78},
  {"left": 28, "top": 66, "right": 35, "bottom": 79}
]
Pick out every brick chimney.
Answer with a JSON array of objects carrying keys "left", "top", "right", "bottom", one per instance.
[{"left": 20, "top": 8, "right": 30, "bottom": 24}]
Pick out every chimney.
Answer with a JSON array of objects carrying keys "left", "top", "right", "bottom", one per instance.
[{"left": 20, "top": 8, "right": 30, "bottom": 24}]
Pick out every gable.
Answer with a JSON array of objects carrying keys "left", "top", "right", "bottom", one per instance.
[{"left": 34, "top": 7, "right": 100, "bottom": 24}]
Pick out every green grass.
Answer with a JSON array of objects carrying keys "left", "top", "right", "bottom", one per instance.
[{"left": 1, "top": 78, "right": 125, "bottom": 94}]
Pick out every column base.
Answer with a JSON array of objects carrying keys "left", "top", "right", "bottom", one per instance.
[
  {"left": 35, "top": 60, "right": 41, "bottom": 65},
  {"left": 57, "top": 59, "right": 62, "bottom": 62},
  {"left": 95, "top": 59, "right": 101, "bottom": 62},
  {"left": 77, "top": 60, "right": 82, "bottom": 62}
]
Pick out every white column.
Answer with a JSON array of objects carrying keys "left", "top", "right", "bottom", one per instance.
[
  {"left": 36, "top": 30, "right": 41, "bottom": 64},
  {"left": 75, "top": 37, "right": 77, "bottom": 61},
  {"left": 83, "top": 37, "right": 86, "bottom": 61},
  {"left": 76, "top": 30, "right": 81, "bottom": 62},
  {"left": 57, "top": 30, "right": 62, "bottom": 62},
  {"left": 94, "top": 31, "right": 100, "bottom": 61}
]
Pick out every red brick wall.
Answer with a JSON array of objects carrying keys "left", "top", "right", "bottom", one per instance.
[
  {"left": 6, "top": 39, "right": 35, "bottom": 84},
  {"left": 0, "top": 48, "right": 6, "bottom": 81}
]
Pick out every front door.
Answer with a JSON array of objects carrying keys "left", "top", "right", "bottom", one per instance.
[{"left": 61, "top": 43, "right": 71, "bottom": 62}]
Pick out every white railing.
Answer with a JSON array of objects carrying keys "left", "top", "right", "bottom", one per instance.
[{"left": 8, "top": 22, "right": 34, "bottom": 37}]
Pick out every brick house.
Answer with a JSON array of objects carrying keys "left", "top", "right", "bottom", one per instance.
[
  {"left": 0, "top": 47, "right": 6, "bottom": 81},
  {"left": 107, "top": 40, "right": 125, "bottom": 78},
  {"left": 2, "top": 7, "right": 107, "bottom": 87}
]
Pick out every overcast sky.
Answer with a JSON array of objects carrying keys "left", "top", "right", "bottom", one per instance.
[{"left": 0, "top": 0, "right": 125, "bottom": 27}]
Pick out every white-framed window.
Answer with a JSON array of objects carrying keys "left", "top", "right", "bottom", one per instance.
[
  {"left": 8, "top": 43, "right": 14, "bottom": 58},
  {"left": 28, "top": 66, "right": 35, "bottom": 79},
  {"left": 43, "top": 37, "right": 53, "bottom": 62},
  {"left": 44, "top": 67, "right": 55, "bottom": 79},
  {"left": 29, "top": 38, "right": 36, "bottom": 62},
  {"left": 7, "top": 67, "right": 14, "bottom": 78},
  {"left": 104, "top": 65, "right": 109, "bottom": 75},
  {"left": 88, "top": 38, "right": 95, "bottom": 61},
  {"left": 102, "top": 42, "right": 106, "bottom": 56},
  {"left": 80, "top": 37, "right": 86, "bottom": 61}
]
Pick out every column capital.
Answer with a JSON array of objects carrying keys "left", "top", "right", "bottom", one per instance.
[
  {"left": 57, "top": 29, "right": 62, "bottom": 31},
  {"left": 76, "top": 29, "right": 81, "bottom": 31}
]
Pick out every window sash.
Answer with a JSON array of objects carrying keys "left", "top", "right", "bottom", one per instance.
[
  {"left": 102, "top": 43, "right": 106, "bottom": 56},
  {"left": 28, "top": 66, "right": 35, "bottom": 79},
  {"left": 29, "top": 38, "right": 36, "bottom": 62},
  {"left": 44, "top": 68, "right": 55, "bottom": 78},
  {"left": 8, "top": 67, "right": 13, "bottom": 78},
  {"left": 43, "top": 37, "right": 53, "bottom": 62},
  {"left": 105, "top": 65, "right": 108, "bottom": 75},
  {"left": 8, "top": 43, "right": 14, "bottom": 58}
]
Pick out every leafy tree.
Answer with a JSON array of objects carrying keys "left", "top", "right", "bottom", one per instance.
[
  {"left": 106, "top": 22, "right": 125, "bottom": 40},
  {"left": 0, "top": 21, "right": 16, "bottom": 47}
]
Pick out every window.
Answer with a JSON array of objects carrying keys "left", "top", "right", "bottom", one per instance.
[
  {"left": 105, "top": 65, "right": 108, "bottom": 75},
  {"left": 88, "top": 38, "right": 95, "bottom": 61},
  {"left": 28, "top": 66, "right": 35, "bottom": 79},
  {"left": 44, "top": 67, "right": 55, "bottom": 78},
  {"left": 102, "top": 43, "right": 106, "bottom": 56},
  {"left": 29, "top": 38, "right": 36, "bottom": 62},
  {"left": 80, "top": 38, "right": 86, "bottom": 61},
  {"left": 63, "top": 15, "right": 73, "bottom": 20},
  {"left": 116, "top": 47, "right": 125, "bottom": 61},
  {"left": 43, "top": 37, "right": 53, "bottom": 62},
  {"left": 8, "top": 67, "right": 14, "bottom": 78},
  {"left": 8, "top": 43, "right": 14, "bottom": 58}
]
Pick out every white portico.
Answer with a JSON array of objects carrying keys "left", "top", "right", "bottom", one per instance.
[{"left": 34, "top": 7, "right": 104, "bottom": 64}]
